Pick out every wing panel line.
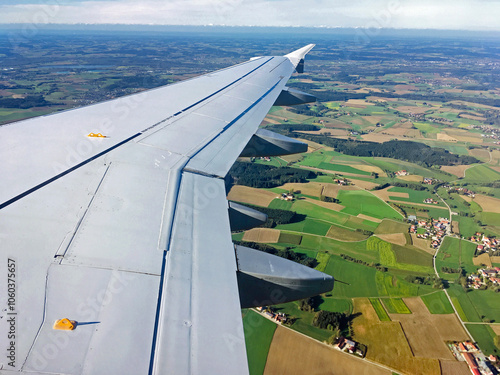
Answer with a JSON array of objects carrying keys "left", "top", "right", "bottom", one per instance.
[
  {"left": 0, "top": 133, "right": 142, "bottom": 210},
  {"left": 1, "top": 58, "right": 276, "bottom": 211}
]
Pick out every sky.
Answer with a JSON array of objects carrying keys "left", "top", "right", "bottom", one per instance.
[{"left": 0, "top": 0, "right": 498, "bottom": 31}]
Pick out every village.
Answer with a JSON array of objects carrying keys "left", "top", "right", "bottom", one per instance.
[
  {"left": 449, "top": 341, "right": 499, "bottom": 375},
  {"left": 467, "top": 267, "right": 500, "bottom": 290},
  {"left": 471, "top": 233, "right": 500, "bottom": 255},
  {"left": 410, "top": 217, "right": 451, "bottom": 249}
]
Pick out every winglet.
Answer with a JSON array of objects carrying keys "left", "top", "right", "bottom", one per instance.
[{"left": 285, "top": 44, "right": 315, "bottom": 73}]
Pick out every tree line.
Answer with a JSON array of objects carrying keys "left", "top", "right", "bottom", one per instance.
[
  {"left": 0, "top": 95, "right": 54, "bottom": 109},
  {"left": 272, "top": 131, "right": 478, "bottom": 167},
  {"left": 228, "top": 161, "right": 316, "bottom": 188}
]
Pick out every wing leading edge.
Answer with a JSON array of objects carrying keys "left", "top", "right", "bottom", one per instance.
[{"left": 0, "top": 44, "right": 332, "bottom": 375}]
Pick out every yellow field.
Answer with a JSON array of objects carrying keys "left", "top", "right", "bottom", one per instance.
[
  {"left": 362, "top": 133, "right": 403, "bottom": 143},
  {"left": 472, "top": 194, "right": 500, "bottom": 214},
  {"left": 279, "top": 153, "right": 304, "bottom": 163},
  {"left": 473, "top": 253, "right": 492, "bottom": 267},
  {"left": 491, "top": 256, "right": 500, "bottom": 264},
  {"left": 295, "top": 138, "right": 326, "bottom": 152},
  {"left": 227, "top": 185, "right": 277, "bottom": 207},
  {"left": 348, "top": 164, "right": 386, "bottom": 176},
  {"left": 469, "top": 148, "right": 490, "bottom": 160},
  {"left": 437, "top": 133, "right": 458, "bottom": 142},
  {"left": 264, "top": 326, "right": 391, "bottom": 375},
  {"left": 490, "top": 325, "right": 500, "bottom": 336},
  {"left": 397, "top": 174, "right": 424, "bottom": 182},
  {"left": 279, "top": 182, "right": 324, "bottom": 197},
  {"left": 440, "top": 165, "right": 471, "bottom": 178},
  {"left": 352, "top": 298, "right": 440, "bottom": 375},
  {"left": 302, "top": 197, "right": 345, "bottom": 211},
  {"left": 348, "top": 179, "right": 380, "bottom": 190},
  {"left": 376, "top": 233, "right": 407, "bottom": 246},
  {"left": 452, "top": 221, "right": 460, "bottom": 235},
  {"left": 242, "top": 228, "right": 280, "bottom": 243},
  {"left": 440, "top": 360, "right": 472, "bottom": 375},
  {"left": 445, "top": 129, "right": 483, "bottom": 144}
]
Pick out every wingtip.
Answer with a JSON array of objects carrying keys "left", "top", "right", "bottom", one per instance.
[
  {"left": 285, "top": 44, "right": 315, "bottom": 73},
  {"left": 285, "top": 44, "right": 315, "bottom": 59}
]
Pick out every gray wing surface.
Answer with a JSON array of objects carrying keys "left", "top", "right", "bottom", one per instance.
[{"left": 0, "top": 44, "right": 324, "bottom": 374}]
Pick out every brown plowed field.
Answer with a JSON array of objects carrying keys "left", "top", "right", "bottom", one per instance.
[
  {"left": 376, "top": 233, "right": 407, "bottom": 246},
  {"left": 227, "top": 185, "right": 277, "bottom": 207},
  {"left": 411, "top": 234, "right": 434, "bottom": 254},
  {"left": 242, "top": 228, "right": 280, "bottom": 243},
  {"left": 440, "top": 360, "right": 471, "bottom": 375},
  {"left": 352, "top": 298, "right": 440, "bottom": 375},
  {"left": 440, "top": 165, "right": 471, "bottom": 178},
  {"left": 264, "top": 326, "right": 391, "bottom": 375},
  {"left": 473, "top": 194, "right": 500, "bottom": 214},
  {"left": 388, "top": 298, "right": 469, "bottom": 360},
  {"left": 473, "top": 253, "right": 492, "bottom": 267}
]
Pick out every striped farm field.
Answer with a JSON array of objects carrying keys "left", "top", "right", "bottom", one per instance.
[
  {"left": 369, "top": 298, "right": 391, "bottom": 321},
  {"left": 381, "top": 298, "right": 411, "bottom": 314}
]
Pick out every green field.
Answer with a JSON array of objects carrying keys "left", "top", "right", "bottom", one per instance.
[
  {"left": 420, "top": 292, "right": 454, "bottom": 314},
  {"left": 381, "top": 298, "right": 411, "bottom": 314},
  {"left": 387, "top": 186, "right": 444, "bottom": 207},
  {"left": 317, "top": 162, "right": 371, "bottom": 175},
  {"left": 465, "top": 165, "right": 500, "bottom": 183},
  {"left": 326, "top": 223, "right": 372, "bottom": 241},
  {"left": 315, "top": 252, "right": 330, "bottom": 272},
  {"left": 437, "top": 237, "right": 478, "bottom": 278},
  {"left": 454, "top": 215, "right": 483, "bottom": 238},
  {"left": 277, "top": 232, "right": 302, "bottom": 245},
  {"left": 318, "top": 298, "right": 353, "bottom": 314},
  {"left": 465, "top": 324, "right": 500, "bottom": 356},
  {"left": 479, "top": 212, "right": 500, "bottom": 227},
  {"left": 391, "top": 244, "right": 434, "bottom": 268},
  {"left": 466, "top": 289, "right": 500, "bottom": 323},
  {"left": 275, "top": 217, "right": 331, "bottom": 236},
  {"left": 242, "top": 310, "right": 277, "bottom": 375},
  {"left": 375, "top": 272, "right": 433, "bottom": 297},
  {"left": 267, "top": 199, "right": 293, "bottom": 210},
  {"left": 448, "top": 284, "right": 482, "bottom": 322},
  {"left": 337, "top": 190, "right": 403, "bottom": 220},
  {"left": 369, "top": 298, "right": 391, "bottom": 321}
]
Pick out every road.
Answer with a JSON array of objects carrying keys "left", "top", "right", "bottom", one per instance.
[{"left": 434, "top": 189, "right": 474, "bottom": 340}]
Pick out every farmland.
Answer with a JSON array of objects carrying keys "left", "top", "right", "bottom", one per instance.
[
  {"left": 4, "top": 27, "right": 500, "bottom": 374},
  {"left": 242, "top": 310, "right": 277, "bottom": 375}
]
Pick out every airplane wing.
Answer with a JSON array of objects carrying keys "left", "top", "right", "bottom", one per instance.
[{"left": 0, "top": 44, "right": 333, "bottom": 374}]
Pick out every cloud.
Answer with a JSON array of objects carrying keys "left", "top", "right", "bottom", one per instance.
[{"left": 0, "top": 0, "right": 498, "bottom": 31}]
